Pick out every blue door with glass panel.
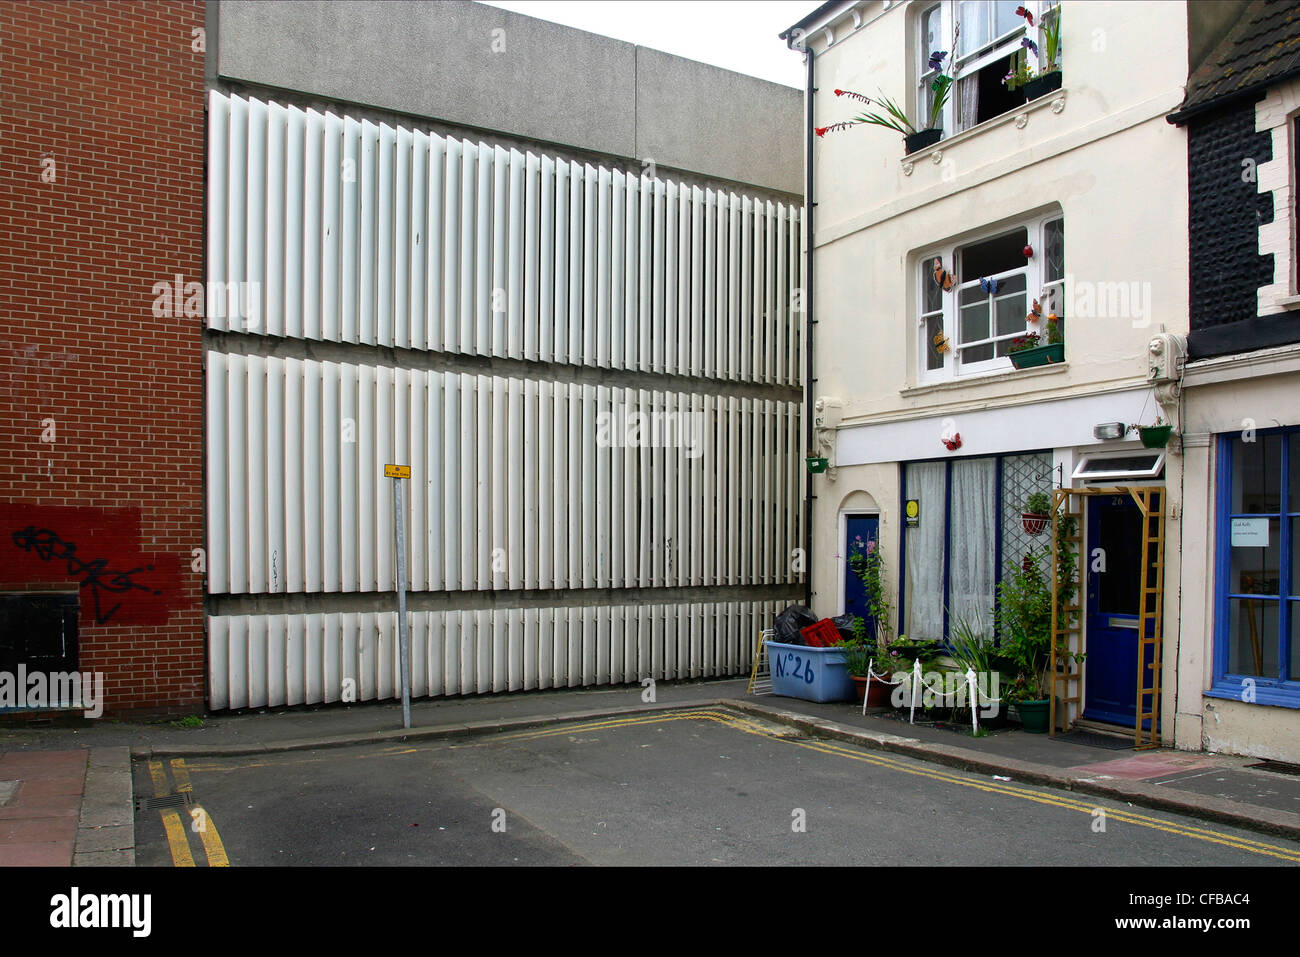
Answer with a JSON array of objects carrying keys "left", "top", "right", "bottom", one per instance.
[
  {"left": 845, "top": 515, "right": 880, "bottom": 641},
  {"left": 1084, "top": 495, "right": 1154, "bottom": 726}
]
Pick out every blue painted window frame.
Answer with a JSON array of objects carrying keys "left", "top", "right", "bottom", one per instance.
[{"left": 1206, "top": 427, "right": 1300, "bottom": 708}]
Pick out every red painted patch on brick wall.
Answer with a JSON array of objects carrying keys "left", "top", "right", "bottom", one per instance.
[{"left": 0, "top": 504, "right": 183, "bottom": 626}]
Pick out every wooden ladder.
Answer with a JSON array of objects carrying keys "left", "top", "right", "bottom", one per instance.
[{"left": 1133, "top": 487, "right": 1165, "bottom": 749}]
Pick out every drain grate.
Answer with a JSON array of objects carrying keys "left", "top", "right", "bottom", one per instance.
[
  {"left": 136, "top": 792, "right": 193, "bottom": 812},
  {"left": 1245, "top": 759, "right": 1300, "bottom": 776}
]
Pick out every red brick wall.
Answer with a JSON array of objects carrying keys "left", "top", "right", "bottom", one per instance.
[{"left": 0, "top": 0, "right": 206, "bottom": 715}]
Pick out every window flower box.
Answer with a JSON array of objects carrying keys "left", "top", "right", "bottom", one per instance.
[
  {"left": 904, "top": 128, "right": 943, "bottom": 153},
  {"left": 1008, "top": 342, "right": 1064, "bottom": 369},
  {"left": 1022, "top": 69, "right": 1062, "bottom": 100}
]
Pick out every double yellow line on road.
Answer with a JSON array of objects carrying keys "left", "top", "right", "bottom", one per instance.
[
  {"left": 148, "top": 758, "right": 229, "bottom": 867},
  {"left": 489, "top": 707, "right": 1300, "bottom": 863}
]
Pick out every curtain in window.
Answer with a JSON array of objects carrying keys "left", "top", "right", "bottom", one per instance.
[
  {"left": 956, "top": 74, "right": 979, "bottom": 132},
  {"left": 949, "top": 458, "right": 998, "bottom": 634},
  {"left": 905, "top": 462, "right": 947, "bottom": 641}
]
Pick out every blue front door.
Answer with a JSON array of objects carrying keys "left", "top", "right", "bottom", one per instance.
[
  {"left": 844, "top": 515, "right": 880, "bottom": 641},
  {"left": 1083, "top": 495, "right": 1154, "bottom": 726}
]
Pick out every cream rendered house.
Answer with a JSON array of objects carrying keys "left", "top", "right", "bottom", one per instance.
[{"left": 784, "top": 1, "right": 1251, "bottom": 745}]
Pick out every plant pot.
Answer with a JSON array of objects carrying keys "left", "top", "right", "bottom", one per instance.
[
  {"left": 1138, "top": 425, "right": 1173, "bottom": 449},
  {"left": 852, "top": 674, "right": 894, "bottom": 708},
  {"left": 1009, "top": 342, "right": 1065, "bottom": 369},
  {"left": 974, "top": 699, "right": 1009, "bottom": 729},
  {"left": 1015, "top": 698, "right": 1051, "bottom": 733},
  {"left": 903, "top": 128, "right": 943, "bottom": 154},
  {"left": 1021, "top": 512, "right": 1049, "bottom": 536},
  {"left": 806, "top": 456, "right": 829, "bottom": 474},
  {"left": 1022, "top": 70, "right": 1062, "bottom": 100}
]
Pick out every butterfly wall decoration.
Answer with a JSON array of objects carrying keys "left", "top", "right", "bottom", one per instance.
[
  {"left": 979, "top": 277, "right": 999, "bottom": 295},
  {"left": 1026, "top": 298, "right": 1042, "bottom": 324},
  {"left": 932, "top": 332, "right": 950, "bottom": 354},
  {"left": 932, "top": 257, "right": 955, "bottom": 291},
  {"left": 942, "top": 433, "right": 962, "bottom": 451}
]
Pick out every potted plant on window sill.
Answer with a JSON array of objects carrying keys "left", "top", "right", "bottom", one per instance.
[
  {"left": 816, "top": 26, "right": 961, "bottom": 156},
  {"left": 1021, "top": 490, "right": 1052, "bottom": 536},
  {"left": 818, "top": 89, "right": 945, "bottom": 156},
  {"left": 1017, "top": 5, "right": 1061, "bottom": 100},
  {"left": 1008, "top": 316, "right": 1064, "bottom": 369}
]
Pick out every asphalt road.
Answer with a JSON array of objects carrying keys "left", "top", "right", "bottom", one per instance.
[{"left": 132, "top": 707, "right": 1300, "bottom": 867}]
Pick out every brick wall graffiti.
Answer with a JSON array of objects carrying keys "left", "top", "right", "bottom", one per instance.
[{"left": 0, "top": 504, "right": 182, "bottom": 626}]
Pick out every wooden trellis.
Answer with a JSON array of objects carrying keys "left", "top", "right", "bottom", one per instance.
[{"left": 1049, "top": 487, "right": 1165, "bottom": 748}]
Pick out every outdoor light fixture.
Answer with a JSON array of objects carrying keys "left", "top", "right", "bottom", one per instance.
[{"left": 1093, "top": 422, "right": 1126, "bottom": 440}]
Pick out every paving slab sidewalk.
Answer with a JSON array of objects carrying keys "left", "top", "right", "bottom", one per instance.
[
  {"left": 3, "top": 678, "right": 1299, "bottom": 856},
  {"left": 0, "top": 747, "right": 133, "bottom": 866}
]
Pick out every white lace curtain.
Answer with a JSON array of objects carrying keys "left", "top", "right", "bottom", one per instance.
[
  {"left": 949, "top": 458, "right": 997, "bottom": 633},
  {"left": 905, "top": 458, "right": 998, "bottom": 641},
  {"left": 905, "top": 462, "right": 946, "bottom": 641},
  {"left": 956, "top": 74, "right": 979, "bottom": 133}
]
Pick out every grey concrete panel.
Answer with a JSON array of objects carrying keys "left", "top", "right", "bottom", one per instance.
[
  {"left": 634, "top": 46, "right": 803, "bottom": 195},
  {"left": 216, "top": 0, "right": 803, "bottom": 194},
  {"left": 218, "top": 0, "right": 637, "bottom": 159}
]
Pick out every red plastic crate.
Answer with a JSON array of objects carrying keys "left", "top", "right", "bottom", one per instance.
[{"left": 800, "top": 618, "right": 840, "bottom": 648}]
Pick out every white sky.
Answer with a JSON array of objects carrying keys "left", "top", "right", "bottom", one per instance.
[{"left": 475, "top": 0, "right": 815, "bottom": 88}]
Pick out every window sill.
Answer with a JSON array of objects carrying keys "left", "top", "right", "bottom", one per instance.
[
  {"left": 900, "top": 88, "right": 1068, "bottom": 175},
  {"left": 1205, "top": 683, "right": 1300, "bottom": 710},
  {"left": 1274, "top": 294, "right": 1300, "bottom": 310},
  {"left": 901, "top": 360, "right": 1068, "bottom": 399}
]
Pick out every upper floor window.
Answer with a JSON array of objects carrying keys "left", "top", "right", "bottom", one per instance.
[
  {"left": 919, "top": 213, "right": 1064, "bottom": 384},
  {"left": 917, "top": 1, "right": 1061, "bottom": 137}
]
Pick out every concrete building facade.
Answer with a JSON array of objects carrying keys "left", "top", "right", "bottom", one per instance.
[{"left": 1, "top": 0, "right": 805, "bottom": 714}]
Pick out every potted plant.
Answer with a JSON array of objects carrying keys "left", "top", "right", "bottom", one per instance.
[
  {"left": 1021, "top": 5, "right": 1062, "bottom": 99},
  {"left": 818, "top": 88, "right": 945, "bottom": 155},
  {"left": 995, "top": 546, "right": 1053, "bottom": 732},
  {"left": 816, "top": 24, "right": 961, "bottom": 155},
  {"left": 1021, "top": 490, "right": 1052, "bottom": 536},
  {"left": 841, "top": 640, "right": 882, "bottom": 704},
  {"left": 996, "top": 511, "right": 1084, "bottom": 733},
  {"left": 1002, "top": 46, "right": 1036, "bottom": 93},
  {"left": 1008, "top": 315, "right": 1064, "bottom": 369},
  {"left": 1130, "top": 421, "right": 1173, "bottom": 448},
  {"left": 846, "top": 535, "right": 895, "bottom": 646},
  {"left": 947, "top": 612, "right": 1010, "bottom": 728},
  {"left": 806, "top": 451, "right": 829, "bottom": 473}
]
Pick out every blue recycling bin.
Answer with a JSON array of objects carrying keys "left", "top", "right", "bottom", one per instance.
[{"left": 766, "top": 640, "right": 855, "bottom": 703}]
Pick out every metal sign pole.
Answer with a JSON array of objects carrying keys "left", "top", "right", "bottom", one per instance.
[{"left": 386, "top": 464, "right": 412, "bottom": 730}]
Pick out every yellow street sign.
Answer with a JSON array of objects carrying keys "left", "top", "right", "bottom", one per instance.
[{"left": 384, "top": 465, "right": 411, "bottom": 479}]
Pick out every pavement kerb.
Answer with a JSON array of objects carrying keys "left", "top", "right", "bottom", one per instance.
[
  {"left": 74, "top": 747, "right": 134, "bottom": 867},
  {"left": 723, "top": 698, "right": 1300, "bottom": 844},
  {"left": 127, "top": 698, "right": 717, "bottom": 761}
]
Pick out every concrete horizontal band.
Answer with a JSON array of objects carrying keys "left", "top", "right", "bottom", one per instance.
[
  {"left": 206, "top": 331, "right": 803, "bottom": 403},
  {"left": 208, "top": 583, "right": 802, "bottom": 616}
]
